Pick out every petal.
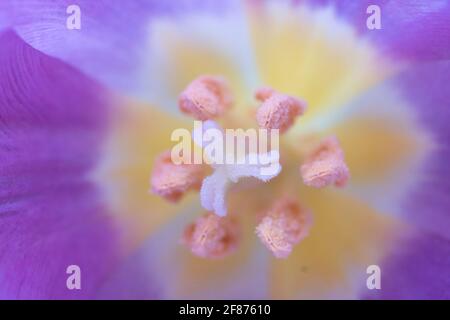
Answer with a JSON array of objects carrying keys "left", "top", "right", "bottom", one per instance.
[
  {"left": 95, "top": 245, "right": 164, "bottom": 299},
  {"left": 393, "top": 61, "right": 450, "bottom": 240},
  {"left": 311, "top": 0, "right": 450, "bottom": 61},
  {"left": 0, "top": 30, "right": 122, "bottom": 298},
  {"left": 268, "top": 189, "right": 402, "bottom": 299},
  {"left": 322, "top": 81, "right": 430, "bottom": 212},
  {"left": 0, "top": 0, "right": 233, "bottom": 101},
  {"left": 363, "top": 229, "right": 450, "bottom": 299},
  {"left": 327, "top": 61, "right": 450, "bottom": 241}
]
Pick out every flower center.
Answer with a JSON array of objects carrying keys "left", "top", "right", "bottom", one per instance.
[{"left": 150, "top": 75, "right": 350, "bottom": 259}]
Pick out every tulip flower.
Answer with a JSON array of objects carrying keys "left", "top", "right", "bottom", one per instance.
[{"left": 0, "top": 0, "right": 449, "bottom": 299}]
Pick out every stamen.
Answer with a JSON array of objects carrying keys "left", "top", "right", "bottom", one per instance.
[
  {"left": 256, "top": 197, "right": 312, "bottom": 259},
  {"left": 300, "top": 136, "right": 350, "bottom": 188},
  {"left": 179, "top": 75, "right": 233, "bottom": 120},
  {"left": 150, "top": 150, "right": 204, "bottom": 202},
  {"left": 255, "top": 87, "right": 306, "bottom": 134},
  {"left": 182, "top": 212, "right": 240, "bottom": 259}
]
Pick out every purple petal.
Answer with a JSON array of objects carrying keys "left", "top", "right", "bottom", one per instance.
[
  {"left": 358, "top": 62, "right": 450, "bottom": 299},
  {"left": 395, "top": 61, "right": 450, "bottom": 241},
  {"left": 94, "top": 246, "right": 164, "bottom": 300},
  {"left": 0, "top": 0, "right": 233, "bottom": 101},
  {"left": 310, "top": 0, "right": 450, "bottom": 61},
  {"left": 0, "top": 30, "right": 120, "bottom": 299},
  {"left": 363, "top": 230, "right": 450, "bottom": 299}
]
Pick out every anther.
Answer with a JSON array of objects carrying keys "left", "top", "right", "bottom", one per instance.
[
  {"left": 300, "top": 136, "right": 349, "bottom": 188},
  {"left": 255, "top": 87, "right": 306, "bottom": 134},
  {"left": 182, "top": 212, "right": 240, "bottom": 259},
  {"left": 256, "top": 197, "right": 312, "bottom": 258},
  {"left": 150, "top": 150, "right": 205, "bottom": 202},
  {"left": 179, "top": 75, "right": 233, "bottom": 120}
]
